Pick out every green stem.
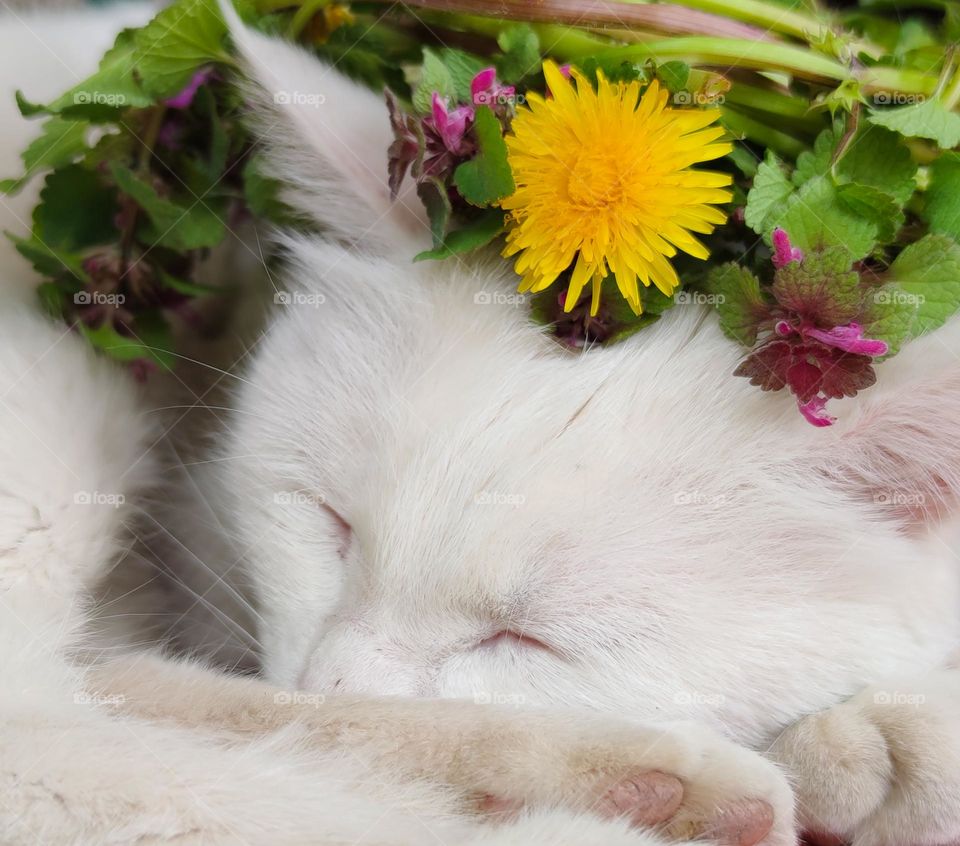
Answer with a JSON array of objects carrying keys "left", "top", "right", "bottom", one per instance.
[
  {"left": 722, "top": 82, "right": 816, "bottom": 122},
  {"left": 721, "top": 106, "right": 807, "bottom": 157},
  {"left": 288, "top": 0, "right": 331, "bottom": 38},
  {"left": 616, "top": 0, "right": 821, "bottom": 42},
  {"left": 593, "top": 36, "right": 848, "bottom": 82},
  {"left": 941, "top": 59, "right": 960, "bottom": 111}
]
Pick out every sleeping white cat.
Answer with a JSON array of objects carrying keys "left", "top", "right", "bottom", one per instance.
[{"left": 1, "top": 2, "right": 959, "bottom": 845}]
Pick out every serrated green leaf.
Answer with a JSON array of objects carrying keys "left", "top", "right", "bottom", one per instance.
[
  {"left": 771, "top": 245, "right": 862, "bottom": 326},
  {"left": 861, "top": 285, "right": 915, "bottom": 357},
  {"left": 881, "top": 234, "right": 960, "bottom": 337},
  {"left": 496, "top": 24, "right": 540, "bottom": 84},
  {"left": 706, "top": 262, "right": 768, "bottom": 346},
  {"left": 6, "top": 232, "right": 86, "bottom": 278},
  {"left": 923, "top": 152, "right": 960, "bottom": 241},
  {"left": 836, "top": 125, "right": 916, "bottom": 205},
  {"left": 414, "top": 209, "right": 504, "bottom": 261},
  {"left": 836, "top": 182, "right": 903, "bottom": 244},
  {"left": 869, "top": 99, "right": 960, "bottom": 149},
  {"left": 453, "top": 106, "right": 515, "bottom": 207},
  {"left": 656, "top": 61, "right": 690, "bottom": 94},
  {"left": 775, "top": 175, "right": 877, "bottom": 261},
  {"left": 411, "top": 47, "right": 483, "bottom": 114},
  {"left": 412, "top": 48, "right": 455, "bottom": 114},
  {"left": 133, "top": 0, "right": 230, "bottom": 99},
  {"left": 744, "top": 152, "right": 794, "bottom": 235},
  {"left": 3, "top": 118, "right": 91, "bottom": 196},
  {"left": 110, "top": 162, "right": 225, "bottom": 251},
  {"left": 792, "top": 127, "right": 835, "bottom": 187},
  {"left": 42, "top": 29, "right": 153, "bottom": 119},
  {"left": 34, "top": 165, "right": 118, "bottom": 250}
]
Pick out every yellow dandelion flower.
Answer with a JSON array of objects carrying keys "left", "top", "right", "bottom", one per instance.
[{"left": 500, "top": 61, "right": 733, "bottom": 315}]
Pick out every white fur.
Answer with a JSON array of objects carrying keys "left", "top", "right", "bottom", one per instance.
[{"left": 2, "top": 3, "right": 960, "bottom": 844}]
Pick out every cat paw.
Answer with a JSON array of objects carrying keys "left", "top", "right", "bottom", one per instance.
[
  {"left": 476, "top": 716, "right": 795, "bottom": 845},
  {"left": 768, "top": 671, "right": 960, "bottom": 846}
]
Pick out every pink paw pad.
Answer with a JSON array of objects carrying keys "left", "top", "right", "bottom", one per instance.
[
  {"left": 704, "top": 798, "right": 776, "bottom": 846},
  {"left": 596, "top": 771, "right": 684, "bottom": 826}
]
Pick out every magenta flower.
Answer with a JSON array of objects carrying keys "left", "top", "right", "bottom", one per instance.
[
  {"left": 428, "top": 93, "right": 474, "bottom": 155},
  {"left": 470, "top": 67, "right": 516, "bottom": 107},
  {"left": 798, "top": 396, "right": 836, "bottom": 427},
  {"left": 804, "top": 322, "right": 889, "bottom": 357},
  {"left": 771, "top": 227, "right": 803, "bottom": 268},
  {"left": 164, "top": 67, "right": 214, "bottom": 110}
]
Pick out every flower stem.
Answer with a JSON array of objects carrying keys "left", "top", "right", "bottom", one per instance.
[{"left": 721, "top": 107, "right": 807, "bottom": 157}]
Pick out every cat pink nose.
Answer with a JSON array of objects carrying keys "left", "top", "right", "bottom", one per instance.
[{"left": 297, "top": 625, "right": 425, "bottom": 696}]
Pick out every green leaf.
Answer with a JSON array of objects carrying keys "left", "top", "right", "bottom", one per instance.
[
  {"left": 775, "top": 175, "right": 877, "bottom": 261},
  {"left": 656, "top": 61, "right": 690, "bottom": 94},
  {"left": 453, "top": 106, "right": 515, "bottom": 207},
  {"left": 5, "top": 232, "right": 86, "bottom": 278},
  {"left": 133, "top": 0, "right": 229, "bottom": 99},
  {"left": 744, "top": 152, "right": 794, "bottom": 235},
  {"left": 412, "top": 49, "right": 454, "bottom": 114},
  {"left": 410, "top": 48, "right": 485, "bottom": 113},
  {"left": 110, "top": 162, "right": 225, "bottom": 252},
  {"left": 1, "top": 117, "right": 91, "bottom": 196},
  {"left": 15, "top": 90, "right": 47, "bottom": 117},
  {"left": 836, "top": 182, "right": 903, "bottom": 244},
  {"left": 835, "top": 125, "right": 916, "bottom": 205},
  {"left": 706, "top": 262, "right": 768, "bottom": 346},
  {"left": 868, "top": 99, "right": 960, "bottom": 149},
  {"left": 792, "top": 127, "right": 835, "bottom": 187},
  {"left": 44, "top": 29, "right": 154, "bottom": 118},
  {"left": 771, "top": 245, "right": 862, "bottom": 326},
  {"left": 880, "top": 234, "right": 960, "bottom": 337},
  {"left": 34, "top": 165, "right": 118, "bottom": 250},
  {"left": 417, "top": 177, "right": 452, "bottom": 247},
  {"left": 861, "top": 286, "right": 915, "bottom": 357},
  {"left": 158, "top": 269, "right": 218, "bottom": 298},
  {"left": 414, "top": 210, "right": 504, "bottom": 261},
  {"left": 242, "top": 154, "right": 297, "bottom": 225},
  {"left": 923, "top": 152, "right": 960, "bottom": 242},
  {"left": 79, "top": 319, "right": 175, "bottom": 369},
  {"left": 496, "top": 24, "right": 540, "bottom": 83}
]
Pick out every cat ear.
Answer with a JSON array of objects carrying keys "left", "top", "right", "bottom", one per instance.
[
  {"left": 217, "top": 0, "right": 428, "bottom": 252},
  {"left": 818, "top": 326, "right": 960, "bottom": 530}
]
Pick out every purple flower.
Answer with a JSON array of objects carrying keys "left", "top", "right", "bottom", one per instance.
[
  {"left": 470, "top": 67, "right": 515, "bottom": 108},
  {"left": 428, "top": 93, "right": 474, "bottom": 155},
  {"left": 798, "top": 396, "right": 836, "bottom": 427},
  {"left": 164, "top": 67, "right": 214, "bottom": 110},
  {"left": 804, "top": 322, "right": 889, "bottom": 357},
  {"left": 771, "top": 227, "right": 803, "bottom": 268}
]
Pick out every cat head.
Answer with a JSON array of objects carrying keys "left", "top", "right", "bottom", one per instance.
[{"left": 212, "top": 3, "right": 960, "bottom": 745}]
